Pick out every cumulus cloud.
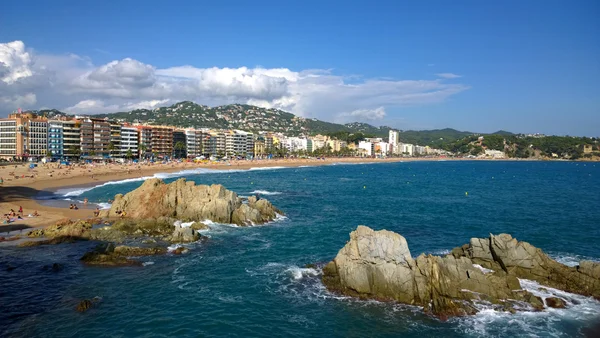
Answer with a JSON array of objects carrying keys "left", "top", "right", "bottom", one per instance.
[
  {"left": 0, "top": 40, "right": 470, "bottom": 124},
  {"left": 436, "top": 73, "right": 462, "bottom": 79}
]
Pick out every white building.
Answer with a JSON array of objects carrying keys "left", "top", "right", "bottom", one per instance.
[
  {"left": 358, "top": 141, "right": 374, "bottom": 156},
  {"left": 375, "top": 141, "right": 389, "bottom": 156},
  {"left": 185, "top": 129, "right": 203, "bottom": 157},
  {"left": 226, "top": 130, "right": 250, "bottom": 156},
  {"left": 282, "top": 137, "right": 308, "bottom": 153},
  {"left": 27, "top": 120, "right": 48, "bottom": 158},
  {"left": 120, "top": 127, "right": 139, "bottom": 158},
  {"left": 484, "top": 149, "right": 505, "bottom": 159},
  {"left": 388, "top": 130, "right": 399, "bottom": 154},
  {"left": 401, "top": 143, "right": 415, "bottom": 156}
]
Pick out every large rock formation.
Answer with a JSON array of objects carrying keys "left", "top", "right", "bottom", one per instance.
[
  {"left": 100, "top": 178, "right": 283, "bottom": 226},
  {"left": 322, "top": 226, "right": 600, "bottom": 317},
  {"left": 27, "top": 219, "right": 94, "bottom": 239}
]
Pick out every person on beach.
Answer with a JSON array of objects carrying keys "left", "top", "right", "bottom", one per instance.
[
  {"left": 73, "top": 204, "right": 79, "bottom": 210},
  {"left": 0, "top": 177, "right": 3, "bottom": 185},
  {"left": 84, "top": 198, "right": 88, "bottom": 205},
  {"left": 93, "top": 207, "right": 100, "bottom": 217},
  {"left": 69, "top": 204, "right": 74, "bottom": 209},
  {"left": 18, "top": 206, "right": 23, "bottom": 214},
  {"left": 33, "top": 210, "right": 40, "bottom": 217}
]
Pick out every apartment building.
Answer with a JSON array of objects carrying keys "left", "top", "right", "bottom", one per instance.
[
  {"left": 47, "top": 121, "right": 64, "bottom": 158},
  {"left": 120, "top": 126, "right": 139, "bottom": 158},
  {"left": 225, "top": 130, "right": 250, "bottom": 156},
  {"left": 0, "top": 118, "right": 18, "bottom": 160},
  {"left": 62, "top": 120, "right": 81, "bottom": 159},
  {"left": 110, "top": 123, "right": 122, "bottom": 158},
  {"left": 151, "top": 126, "right": 173, "bottom": 158},
  {"left": 173, "top": 130, "right": 187, "bottom": 158},
  {"left": 185, "top": 129, "right": 203, "bottom": 158},
  {"left": 137, "top": 126, "right": 153, "bottom": 158},
  {"left": 27, "top": 119, "right": 48, "bottom": 159}
]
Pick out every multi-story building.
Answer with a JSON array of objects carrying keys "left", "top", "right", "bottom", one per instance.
[
  {"left": 62, "top": 120, "right": 81, "bottom": 159},
  {"left": 80, "top": 120, "right": 94, "bottom": 156},
  {"left": 311, "top": 134, "right": 328, "bottom": 151},
  {"left": 26, "top": 119, "right": 48, "bottom": 159},
  {"left": 216, "top": 131, "right": 226, "bottom": 156},
  {"left": 110, "top": 123, "right": 122, "bottom": 158},
  {"left": 254, "top": 136, "right": 266, "bottom": 157},
  {"left": 151, "top": 126, "right": 173, "bottom": 158},
  {"left": 93, "top": 120, "right": 111, "bottom": 157},
  {"left": 120, "top": 126, "right": 139, "bottom": 158},
  {"left": 137, "top": 126, "right": 153, "bottom": 158},
  {"left": 358, "top": 141, "right": 374, "bottom": 156},
  {"left": 401, "top": 143, "right": 415, "bottom": 156},
  {"left": 0, "top": 118, "right": 18, "bottom": 160},
  {"left": 47, "top": 120, "right": 64, "bottom": 159},
  {"left": 389, "top": 129, "right": 400, "bottom": 154},
  {"left": 173, "top": 130, "right": 187, "bottom": 158},
  {"left": 246, "top": 133, "right": 254, "bottom": 157},
  {"left": 0, "top": 112, "right": 49, "bottom": 160},
  {"left": 225, "top": 130, "right": 250, "bottom": 156},
  {"left": 185, "top": 129, "right": 203, "bottom": 158}
]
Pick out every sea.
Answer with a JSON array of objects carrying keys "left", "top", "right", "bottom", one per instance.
[{"left": 1, "top": 161, "right": 600, "bottom": 337}]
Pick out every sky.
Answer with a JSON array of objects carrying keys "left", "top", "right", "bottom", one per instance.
[{"left": 0, "top": 0, "right": 598, "bottom": 136}]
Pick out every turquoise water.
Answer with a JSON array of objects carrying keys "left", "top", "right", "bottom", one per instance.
[{"left": 2, "top": 161, "right": 600, "bottom": 337}]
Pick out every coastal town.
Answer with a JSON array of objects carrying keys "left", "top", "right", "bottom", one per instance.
[{"left": 0, "top": 109, "right": 452, "bottom": 163}]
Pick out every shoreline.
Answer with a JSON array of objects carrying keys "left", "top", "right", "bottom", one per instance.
[{"left": 0, "top": 156, "right": 578, "bottom": 233}]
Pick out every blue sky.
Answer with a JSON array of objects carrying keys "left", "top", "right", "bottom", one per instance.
[{"left": 0, "top": 0, "right": 598, "bottom": 136}]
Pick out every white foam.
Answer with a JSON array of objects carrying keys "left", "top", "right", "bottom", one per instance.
[
  {"left": 167, "top": 244, "right": 183, "bottom": 252},
  {"left": 548, "top": 252, "right": 600, "bottom": 267},
  {"left": 285, "top": 266, "right": 319, "bottom": 280},
  {"left": 472, "top": 264, "right": 494, "bottom": 274},
  {"left": 142, "top": 261, "right": 154, "bottom": 266},
  {"left": 96, "top": 202, "right": 112, "bottom": 210},
  {"left": 173, "top": 220, "right": 195, "bottom": 228},
  {"left": 55, "top": 166, "right": 292, "bottom": 197},
  {"left": 248, "top": 166, "right": 286, "bottom": 171},
  {"left": 250, "top": 190, "right": 282, "bottom": 195}
]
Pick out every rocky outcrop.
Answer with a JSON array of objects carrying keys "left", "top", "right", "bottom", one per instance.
[
  {"left": 322, "top": 226, "right": 600, "bottom": 317},
  {"left": 99, "top": 178, "right": 283, "bottom": 226},
  {"left": 27, "top": 219, "right": 93, "bottom": 239}
]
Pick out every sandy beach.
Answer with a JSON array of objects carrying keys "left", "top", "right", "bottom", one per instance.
[{"left": 1, "top": 157, "right": 440, "bottom": 234}]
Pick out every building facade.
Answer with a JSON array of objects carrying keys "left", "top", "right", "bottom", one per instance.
[
  {"left": 173, "top": 130, "right": 187, "bottom": 158},
  {"left": 47, "top": 121, "right": 64, "bottom": 159},
  {"left": 120, "top": 127, "right": 139, "bottom": 158}
]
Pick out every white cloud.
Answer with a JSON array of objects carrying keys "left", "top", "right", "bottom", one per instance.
[
  {"left": 0, "top": 40, "right": 470, "bottom": 124},
  {"left": 337, "top": 107, "right": 386, "bottom": 122},
  {"left": 436, "top": 73, "right": 462, "bottom": 79},
  {"left": 0, "top": 41, "right": 33, "bottom": 84}
]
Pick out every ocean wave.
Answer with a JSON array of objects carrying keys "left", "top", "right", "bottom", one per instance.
[
  {"left": 142, "top": 261, "right": 154, "bottom": 266},
  {"left": 455, "top": 278, "right": 600, "bottom": 336},
  {"left": 548, "top": 252, "right": 600, "bottom": 267},
  {"left": 248, "top": 166, "right": 287, "bottom": 171},
  {"left": 250, "top": 190, "right": 282, "bottom": 195}
]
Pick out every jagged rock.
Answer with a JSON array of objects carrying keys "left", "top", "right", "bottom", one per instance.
[
  {"left": 27, "top": 219, "right": 93, "bottom": 239},
  {"left": 99, "top": 178, "right": 283, "bottom": 226},
  {"left": 546, "top": 297, "right": 567, "bottom": 309},
  {"left": 166, "top": 224, "right": 200, "bottom": 243},
  {"left": 89, "top": 227, "right": 127, "bottom": 243},
  {"left": 322, "top": 226, "right": 600, "bottom": 317},
  {"left": 190, "top": 222, "right": 209, "bottom": 231}
]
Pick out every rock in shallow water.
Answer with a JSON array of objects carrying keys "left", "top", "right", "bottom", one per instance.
[
  {"left": 99, "top": 178, "right": 283, "bottom": 226},
  {"left": 321, "top": 226, "right": 600, "bottom": 317}
]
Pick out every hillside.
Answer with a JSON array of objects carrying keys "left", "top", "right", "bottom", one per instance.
[{"left": 27, "top": 101, "right": 505, "bottom": 147}]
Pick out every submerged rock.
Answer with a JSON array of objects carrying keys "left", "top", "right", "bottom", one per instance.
[
  {"left": 18, "top": 236, "right": 81, "bottom": 247},
  {"left": 80, "top": 243, "right": 142, "bottom": 267},
  {"left": 322, "top": 226, "right": 600, "bottom": 317},
  {"left": 76, "top": 296, "right": 102, "bottom": 313},
  {"left": 99, "top": 178, "right": 283, "bottom": 226}
]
